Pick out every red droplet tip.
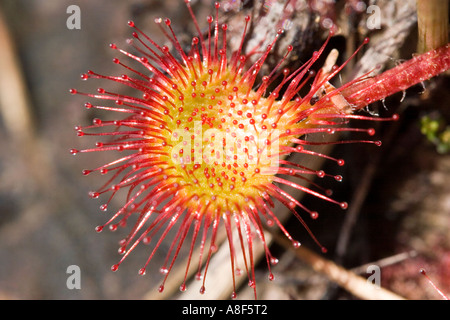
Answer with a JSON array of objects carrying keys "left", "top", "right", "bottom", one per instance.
[
  {"left": 89, "top": 191, "right": 99, "bottom": 199},
  {"left": 328, "top": 25, "right": 336, "bottom": 36},
  {"left": 316, "top": 170, "right": 325, "bottom": 178},
  {"left": 292, "top": 240, "right": 301, "bottom": 248}
]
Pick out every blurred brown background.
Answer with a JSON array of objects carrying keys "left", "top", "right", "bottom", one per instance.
[{"left": 0, "top": 0, "right": 183, "bottom": 300}]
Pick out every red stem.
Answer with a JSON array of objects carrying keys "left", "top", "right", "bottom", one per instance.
[{"left": 341, "top": 43, "right": 450, "bottom": 109}]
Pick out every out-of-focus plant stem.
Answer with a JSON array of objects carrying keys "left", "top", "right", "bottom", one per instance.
[
  {"left": 417, "top": 0, "right": 449, "bottom": 53},
  {"left": 273, "top": 232, "right": 406, "bottom": 300},
  {"left": 0, "top": 9, "right": 35, "bottom": 145}
]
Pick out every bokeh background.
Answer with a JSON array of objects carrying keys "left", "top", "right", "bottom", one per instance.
[{"left": 0, "top": 0, "right": 448, "bottom": 300}]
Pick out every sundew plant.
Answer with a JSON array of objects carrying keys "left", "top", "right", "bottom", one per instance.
[{"left": 70, "top": 0, "right": 450, "bottom": 299}]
